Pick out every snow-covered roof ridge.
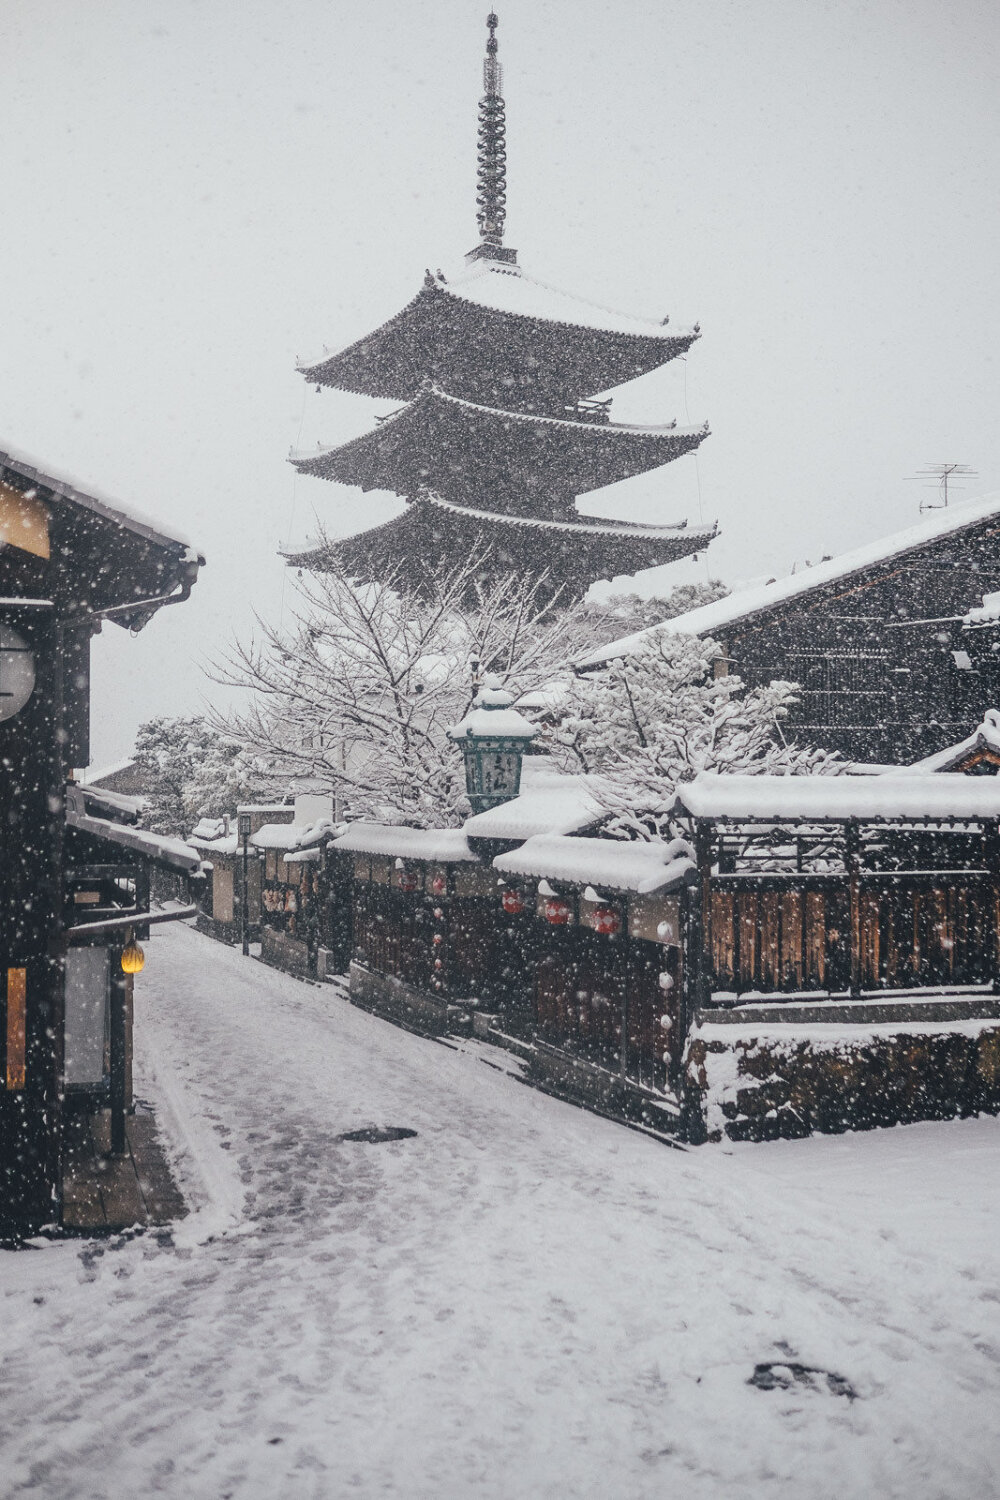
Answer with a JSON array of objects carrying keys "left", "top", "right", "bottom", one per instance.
[
  {"left": 76, "top": 784, "right": 145, "bottom": 822},
  {"left": 494, "top": 833, "right": 696, "bottom": 894},
  {"left": 252, "top": 823, "right": 310, "bottom": 851},
  {"left": 463, "top": 762, "right": 606, "bottom": 841},
  {"left": 283, "top": 494, "right": 716, "bottom": 562},
  {"left": 575, "top": 492, "right": 1000, "bottom": 667},
  {"left": 0, "top": 439, "right": 204, "bottom": 561},
  {"left": 289, "top": 384, "right": 707, "bottom": 469},
  {"left": 444, "top": 261, "right": 699, "bottom": 342},
  {"left": 190, "top": 816, "right": 228, "bottom": 842},
  {"left": 189, "top": 832, "right": 240, "bottom": 855},
  {"left": 80, "top": 757, "right": 138, "bottom": 786},
  {"left": 964, "top": 590, "right": 1000, "bottom": 626},
  {"left": 296, "top": 263, "right": 699, "bottom": 377},
  {"left": 426, "top": 385, "right": 705, "bottom": 440},
  {"left": 898, "top": 709, "right": 1000, "bottom": 775},
  {"left": 330, "top": 823, "right": 479, "bottom": 862},
  {"left": 676, "top": 770, "right": 1000, "bottom": 822},
  {"left": 66, "top": 785, "right": 202, "bottom": 873},
  {"left": 420, "top": 492, "right": 715, "bottom": 541}
]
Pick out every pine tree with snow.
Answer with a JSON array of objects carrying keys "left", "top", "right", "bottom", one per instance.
[
  {"left": 551, "top": 632, "right": 840, "bottom": 838},
  {"left": 134, "top": 716, "right": 277, "bottom": 836}
]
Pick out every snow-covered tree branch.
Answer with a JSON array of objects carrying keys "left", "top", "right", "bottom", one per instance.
[
  {"left": 134, "top": 716, "right": 280, "bottom": 836},
  {"left": 549, "top": 632, "right": 841, "bottom": 839},
  {"left": 208, "top": 548, "right": 608, "bottom": 828}
]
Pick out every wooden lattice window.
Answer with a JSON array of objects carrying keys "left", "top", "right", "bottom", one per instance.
[{"left": 786, "top": 650, "right": 890, "bottom": 725}]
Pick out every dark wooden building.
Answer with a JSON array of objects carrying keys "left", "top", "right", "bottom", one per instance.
[
  {"left": 288, "top": 15, "right": 715, "bottom": 600},
  {"left": 577, "top": 496, "right": 1000, "bottom": 765},
  {"left": 0, "top": 444, "right": 203, "bottom": 1231},
  {"left": 492, "top": 834, "right": 693, "bottom": 1121}
]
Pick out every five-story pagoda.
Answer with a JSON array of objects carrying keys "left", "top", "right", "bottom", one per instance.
[{"left": 289, "top": 14, "right": 716, "bottom": 601}]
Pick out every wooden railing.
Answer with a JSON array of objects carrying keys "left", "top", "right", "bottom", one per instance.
[{"left": 708, "top": 872, "right": 996, "bottom": 997}]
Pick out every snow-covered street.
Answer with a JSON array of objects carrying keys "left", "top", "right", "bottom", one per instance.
[{"left": 3, "top": 923, "right": 1000, "bottom": 1499}]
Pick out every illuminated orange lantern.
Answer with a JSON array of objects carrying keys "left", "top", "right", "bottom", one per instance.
[{"left": 121, "top": 941, "right": 145, "bottom": 974}]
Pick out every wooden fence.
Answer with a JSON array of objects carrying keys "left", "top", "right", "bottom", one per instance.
[{"left": 708, "top": 872, "right": 996, "bottom": 996}]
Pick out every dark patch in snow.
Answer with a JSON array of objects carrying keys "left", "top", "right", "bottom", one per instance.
[
  {"left": 749, "top": 1361, "right": 857, "bottom": 1400},
  {"left": 337, "top": 1126, "right": 418, "bottom": 1144}
]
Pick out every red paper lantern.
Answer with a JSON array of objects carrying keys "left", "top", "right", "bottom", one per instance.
[
  {"left": 591, "top": 906, "right": 621, "bottom": 937},
  {"left": 501, "top": 887, "right": 525, "bottom": 915},
  {"left": 430, "top": 874, "right": 447, "bottom": 895},
  {"left": 543, "top": 898, "right": 571, "bottom": 926},
  {"left": 398, "top": 867, "right": 419, "bottom": 893}
]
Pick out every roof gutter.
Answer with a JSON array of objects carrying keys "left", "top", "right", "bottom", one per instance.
[
  {"left": 85, "top": 563, "right": 200, "bottom": 630},
  {"left": 67, "top": 904, "right": 199, "bottom": 940}
]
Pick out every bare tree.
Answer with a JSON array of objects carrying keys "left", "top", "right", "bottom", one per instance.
[{"left": 210, "top": 544, "right": 604, "bottom": 827}]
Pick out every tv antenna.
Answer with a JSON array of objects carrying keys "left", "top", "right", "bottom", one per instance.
[{"left": 907, "top": 462, "right": 977, "bottom": 513}]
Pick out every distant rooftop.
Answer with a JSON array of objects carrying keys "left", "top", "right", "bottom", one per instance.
[{"left": 576, "top": 493, "right": 1000, "bottom": 668}]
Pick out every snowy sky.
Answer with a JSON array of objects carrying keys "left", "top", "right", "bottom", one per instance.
[{"left": 2, "top": 0, "right": 998, "bottom": 767}]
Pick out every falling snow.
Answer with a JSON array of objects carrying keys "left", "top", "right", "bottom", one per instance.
[{"left": 3, "top": 924, "right": 1000, "bottom": 1499}]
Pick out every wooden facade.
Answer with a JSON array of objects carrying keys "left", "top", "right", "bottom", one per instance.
[
  {"left": 0, "top": 446, "right": 203, "bottom": 1230},
  {"left": 334, "top": 826, "right": 689, "bottom": 1104},
  {"left": 675, "top": 778, "right": 1000, "bottom": 1007},
  {"left": 527, "top": 900, "right": 683, "bottom": 1093},
  {"left": 706, "top": 873, "right": 995, "bottom": 997},
  {"left": 347, "top": 850, "right": 508, "bottom": 1007}
]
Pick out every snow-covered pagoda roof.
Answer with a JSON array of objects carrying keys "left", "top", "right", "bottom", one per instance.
[
  {"left": 291, "top": 384, "right": 708, "bottom": 503},
  {"left": 285, "top": 493, "right": 717, "bottom": 601},
  {"left": 493, "top": 834, "right": 696, "bottom": 894},
  {"left": 675, "top": 770, "right": 1000, "bottom": 823},
  {"left": 330, "top": 823, "right": 479, "bottom": 863},
  {"left": 576, "top": 493, "right": 1000, "bottom": 668},
  {"left": 297, "top": 264, "right": 699, "bottom": 406}
]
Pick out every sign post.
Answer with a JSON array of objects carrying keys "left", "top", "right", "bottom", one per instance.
[{"left": 238, "top": 812, "right": 252, "bottom": 956}]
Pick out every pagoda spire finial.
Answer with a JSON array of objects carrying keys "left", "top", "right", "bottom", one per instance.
[{"left": 467, "top": 12, "right": 517, "bottom": 265}]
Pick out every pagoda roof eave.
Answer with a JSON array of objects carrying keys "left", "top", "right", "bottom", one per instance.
[
  {"left": 281, "top": 493, "right": 717, "bottom": 602},
  {"left": 296, "top": 274, "right": 700, "bottom": 402},
  {"left": 290, "top": 385, "right": 709, "bottom": 498},
  {"left": 415, "top": 491, "right": 717, "bottom": 543}
]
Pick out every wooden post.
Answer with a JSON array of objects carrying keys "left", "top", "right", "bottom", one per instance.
[
  {"left": 846, "top": 818, "right": 862, "bottom": 998},
  {"left": 987, "top": 820, "right": 1000, "bottom": 995},
  {"left": 124, "top": 972, "right": 134, "bottom": 1111},
  {"left": 109, "top": 956, "right": 127, "bottom": 1156},
  {"left": 682, "top": 821, "right": 713, "bottom": 1034},
  {"left": 241, "top": 835, "right": 250, "bottom": 956}
]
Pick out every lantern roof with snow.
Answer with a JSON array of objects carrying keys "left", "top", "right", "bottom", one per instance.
[{"left": 447, "top": 685, "right": 538, "bottom": 743}]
